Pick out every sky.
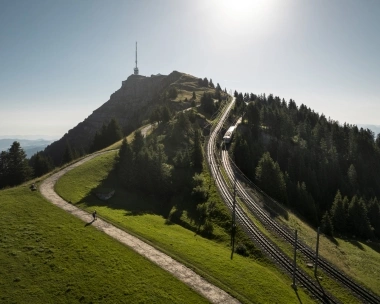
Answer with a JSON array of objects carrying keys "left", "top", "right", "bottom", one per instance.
[{"left": 1, "top": 0, "right": 379, "bottom": 139}]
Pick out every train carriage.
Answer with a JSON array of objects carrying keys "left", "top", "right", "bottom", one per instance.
[{"left": 223, "top": 126, "right": 235, "bottom": 144}]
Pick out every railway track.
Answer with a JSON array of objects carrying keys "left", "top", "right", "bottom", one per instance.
[
  {"left": 221, "top": 152, "right": 380, "bottom": 304},
  {"left": 206, "top": 98, "right": 337, "bottom": 303},
  {"left": 207, "top": 97, "right": 380, "bottom": 303}
]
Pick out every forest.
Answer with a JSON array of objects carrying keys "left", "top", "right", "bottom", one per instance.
[{"left": 231, "top": 92, "right": 380, "bottom": 239}]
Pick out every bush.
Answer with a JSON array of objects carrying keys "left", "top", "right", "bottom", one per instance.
[
  {"left": 166, "top": 206, "right": 182, "bottom": 224},
  {"left": 202, "top": 219, "right": 214, "bottom": 236},
  {"left": 235, "top": 243, "right": 249, "bottom": 257}
]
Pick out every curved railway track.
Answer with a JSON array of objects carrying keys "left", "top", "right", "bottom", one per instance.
[
  {"left": 206, "top": 98, "right": 337, "bottom": 303},
  {"left": 208, "top": 97, "right": 380, "bottom": 304},
  {"left": 221, "top": 152, "right": 380, "bottom": 304}
]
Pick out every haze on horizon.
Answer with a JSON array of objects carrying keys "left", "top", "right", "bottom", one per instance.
[{"left": 0, "top": 0, "right": 379, "bottom": 138}]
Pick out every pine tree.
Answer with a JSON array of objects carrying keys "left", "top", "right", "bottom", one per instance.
[
  {"left": 255, "top": 152, "right": 287, "bottom": 203},
  {"left": 62, "top": 140, "right": 74, "bottom": 164},
  {"left": 30, "top": 152, "right": 53, "bottom": 177},
  {"left": 296, "top": 182, "right": 318, "bottom": 225},
  {"left": 321, "top": 211, "right": 334, "bottom": 236},
  {"left": 6, "top": 141, "right": 32, "bottom": 186},
  {"left": 347, "top": 164, "right": 358, "bottom": 194},
  {"left": 347, "top": 196, "right": 372, "bottom": 239},
  {"left": 367, "top": 197, "right": 380, "bottom": 237},
  {"left": 200, "top": 93, "right": 215, "bottom": 114},
  {"left": 0, "top": 151, "right": 9, "bottom": 188},
  {"left": 132, "top": 130, "right": 145, "bottom": 155},
  {"left": 192, "top": 129, "right": 203, "bottom": 170},
  {"left": 330, "top": 190, "right": 347, "bottom": 234},
  {"left": 118, "top": 138, "right": 134, "bottom": 189},
  {"left": 161, "top": 105, "right": 171, "bottom": 123},
  {"left": 105, "top": 118, "right": 123, "bottom": 146}
]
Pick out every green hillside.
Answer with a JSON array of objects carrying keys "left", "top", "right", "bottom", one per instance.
[
  {"left": 0, "top": 186, "right": 208, "bottom": 303},
  {"left": 55, "top": 150, "right": 315, "bottom": 303}
]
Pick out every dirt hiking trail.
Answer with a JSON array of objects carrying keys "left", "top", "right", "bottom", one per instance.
[{"left": 40, "top": 153, "right": 240, "bottom": 304}]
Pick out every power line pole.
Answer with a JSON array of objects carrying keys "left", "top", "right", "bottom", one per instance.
[
  {"left": 230, "top": 177, "right": 237, "bottom": 259},
  {"left": 292, "top": 229, "right": 298, "bottom": 290},
  {"left": 314, "top": 227, "right": 320, "bottom": 277}
]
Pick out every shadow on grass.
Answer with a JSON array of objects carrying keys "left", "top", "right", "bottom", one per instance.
[
  {"left": 346, "top": 237, "right": 380, "bottom": 254},
  {"left": 293, "top": 288, "right": 303, "bottom": 304},
  {"left": 365, "top": 240, "right": 380, "bottom": 254},
  {"left": 325, "top": 235, "right": 339, "bottom": 246},
  {"left": 84, "top": 219, "right": 95, "bottom": 227},
  {"left": 347, "top": 239, "right": 365, "bottom": 251},
  {"left": 314, "top": 275, "right": 331, "bottom": 303},
  {"left": 77, "top": 167, "right": 171, "bottom": 219}
]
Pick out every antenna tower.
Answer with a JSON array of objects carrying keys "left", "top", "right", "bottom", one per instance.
[{"left": 134, "top": 42, "right": 139, "bottom": 75}]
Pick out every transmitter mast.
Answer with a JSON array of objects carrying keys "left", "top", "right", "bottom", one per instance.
[{"left": 134, "top": 42, "right": 139, "bottom": 75}]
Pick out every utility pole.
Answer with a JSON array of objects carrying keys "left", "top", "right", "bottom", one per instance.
[
  {"left": 292, "top": 229, "right": 298, "bottom": 290},
  {"left": 231, "top": 177, "right": 237, "bottom": 259},
  {"left": 314, "top": 227, "right": 320, "bottom": 277}
]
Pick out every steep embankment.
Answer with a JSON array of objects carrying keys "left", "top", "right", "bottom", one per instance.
[{"left": 43, "top": 71, "right": 219, "bottom": 165}]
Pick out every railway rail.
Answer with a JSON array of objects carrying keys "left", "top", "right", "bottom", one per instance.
[
  {"left": 207, "top": 97, "right": 380, "bottom": 304},
  {"left": 222, "top": 152, "right": 380, "bottom": 304},
  {"left": 206, "top": 98, "right": 337, "bottom": 303}
]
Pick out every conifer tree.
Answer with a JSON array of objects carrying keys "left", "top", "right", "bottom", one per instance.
[
  {"left": 30, "top": 152, "right": 53, "bottom": 177},
  {"left": 132, "top": 130, "right": 144, "bottom": 155},
  {"left": 321, "top": 211, "right": 334, "bottom": 236},
  {"left": 367, "top": 197, "right": 380, "bottom": 237},
  {"left": 330, "top": 190, "right": 348, "bottom": 234},
  {"left": 192, "top": 129, "right": 203, "bottom": 170},
  {"left": 117, "top": 138, "right": 134, "bottom": 188},
  {"left": 347, "top": 196, "right": 372, "bottom": 239},
  {"left": 6, "top": 141, "right": 32, "bottom": 187},
  {"left": 255, "top": 152, "right": 287, "bottom": 203},
  {"left": 0, "top": 151, "right": 8, "bottom": 188},
  {"left": 62, "top": 140, "right": 74, "bottom": 164}
]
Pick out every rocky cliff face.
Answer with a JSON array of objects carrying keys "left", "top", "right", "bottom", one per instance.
[{"left": 44, "top": 71, "right": 185, "bottom": 165}]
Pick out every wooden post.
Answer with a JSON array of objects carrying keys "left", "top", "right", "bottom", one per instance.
[
  {"left": 231, "top": 178, "right": 237, "bottom": 259},
  {"left": 314, "top": 227, "right": 320, "bottom": 277},
  {"left": 292, "top": 229, "right": 298, "bottom": 290}
]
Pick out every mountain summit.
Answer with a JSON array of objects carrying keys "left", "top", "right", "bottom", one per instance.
[{"left": 44, "top": 71, "right": 220, "bottom": 164}]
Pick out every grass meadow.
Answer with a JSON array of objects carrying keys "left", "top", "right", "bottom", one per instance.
[
  {"left": 281, "top": 212, "right": 380, "bottom": 296},
  {"left": 55, "top": 151, "right": 316, "bottom": 304},
  {"left": 0, "top": 185, "right": 209, "bottom": 304}
]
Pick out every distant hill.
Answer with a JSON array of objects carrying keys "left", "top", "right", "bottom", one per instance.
[
  {"left": 357, "top": 124, "right": 380, "bottom": 137},
  {"left": 44, "top": 71, "right": 222, "bottom": 165},
  {"left": 0, "top": 138, "right": 54, "bottom": 158}
]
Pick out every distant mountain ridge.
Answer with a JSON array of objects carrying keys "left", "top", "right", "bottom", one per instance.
[
  {"left": 0, "top": 138, "right": 54, "bottom": 158},
  {"left": 357, "top": 124, "right": 380, "bottom": 137}
]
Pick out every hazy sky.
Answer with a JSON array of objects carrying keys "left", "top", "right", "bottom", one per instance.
[{"left": 1, "top": 0, "right": 379, "bottom": 138}]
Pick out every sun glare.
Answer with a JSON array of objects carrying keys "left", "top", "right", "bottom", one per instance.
[
  {"left": 212, "top": 0, "right": 277, "bottom": 36},
  {"left": 218, "top": 0, "right": 274, "bottom": 18}
]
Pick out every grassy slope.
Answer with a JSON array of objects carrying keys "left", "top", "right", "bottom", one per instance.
[
  {"left": 170, "top": 73, "right": 225, "bottom": 102},
  {"left": 0, "top": 186, "right": 209, "bottom": 304},
  {"left": 55, "top": 151, "right": 315, "bottom": 304},
  {"left": 282, "top": 212, "right": 380, "bottom": 295}
]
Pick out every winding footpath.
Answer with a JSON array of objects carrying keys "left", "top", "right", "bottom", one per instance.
[{"left": 40, "top": 152, "right": 239, "bottom": 304}]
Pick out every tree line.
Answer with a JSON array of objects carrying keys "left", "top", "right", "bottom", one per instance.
[
  {"left": 231, "top": 92, "right": 380, "bottom": 239},
  {"left": 0, "top": 118, "right": 124, "bottom": 190},
  {"left": 0, "top": 141, "right": 53, "bottom": 188},
  {"left": 116, "top": 109, "right": 223, "bottom": 235}
]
